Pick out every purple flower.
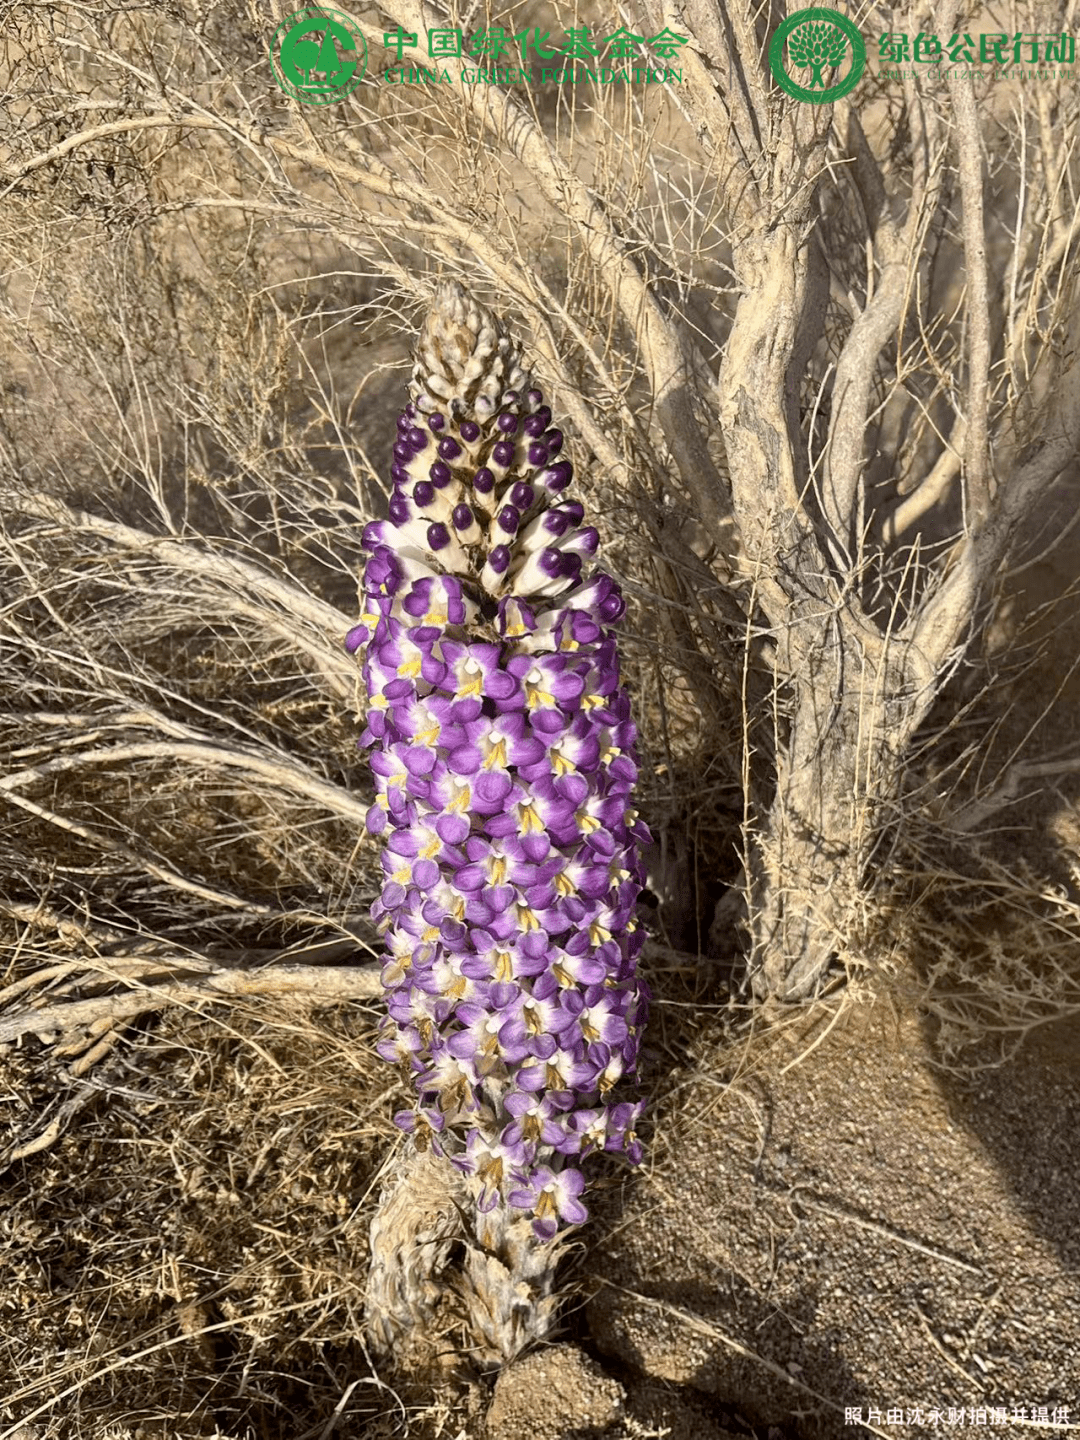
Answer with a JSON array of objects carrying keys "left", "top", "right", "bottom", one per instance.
[
  {"left": 508, "top": 1165, "right": 589, "bottom": 1240},
  {"left": 502, "top": 1088, "right": 575, "bottom": 1148},
  {"left": 348, "top": 282, "right": 649, "bottom": 1240}
]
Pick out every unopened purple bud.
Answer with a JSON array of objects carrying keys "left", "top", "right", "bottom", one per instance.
[
  {"left": 545, "top": 429, "right": 564, "bottom": 455},
  {"left": 408, "top": 427, "right": 428, "bottom": 449},
  {"left": 428, "top": 412, "right": 446, "bottom": 431},
  {"left": 497, "top": 412, "right": 519, "bottom": 434},
  {"left": 390, "top": 463, "right": 409, "bottom": 486},
  {"left": 473, "top": 467, "right": 495, "bottom": 494},
  {"left": 489, "top": 544, "right": 511, "bottom": 574},
  {"left": 543, "top": 461, "right": 573, "bottom": 493},
  {"left": 527, "top": 443, "right": 549, "bottom": 468},
  {"left": 526, "top": 388, "right": 544, "bottom": 407},
  {"left": 523, "top": 413, "right": 547, "bottom": 438},
  {"left": 540, "top": 547, "right": 563, "bottom": 577},
  {"left": 600, "top": 590, "right": 626, "bottom": 621},
  {"left": 438, "top": 437, "right": 462, "bottom": 460},
  {"left": 498, "top": 505, "right": 520, "bottom": 533},
  {"left": 413, "top": 480, "right": 435, "bottom": 506},
  {"left": 388, "top": 495, "right": 411, "bottom": 524},
  {"left": 544, "top": 510, "right": 570, "bottom": 537},
  {"left": 427, "top": 522, "right": 451, "bottom": 551},
  {"left": 560, "top": 500, "right": 584, "bottom": 523},
  {"left": 397, "top": 413, "right": 411, "bottom": 433},
  {"left": 492, "top": 440, "right": 515, "bottom": 467},
  {"left": 459, "top": 420, "right": 481, "bottom": 443},
  {"left": 429, "top": 461, "right": 452, "bottom": 487},
  {"left": 452, "top": 503, "right": 474, "bottom": 530},
  {"left": 511, "top": 482, "right": 535, "bottom": 510},
  {"left": 502, "top": 389, "right": 519, "bottom": 404},
  {"left": 393, "top": 440, "right": 411, "bottom": 462},
  {"left": 576, "top": 527, "right": 599, "bottom": 554}
]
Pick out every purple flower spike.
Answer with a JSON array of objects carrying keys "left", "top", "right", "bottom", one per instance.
[{"left": 348, "top": 280, "right": 648, "bottom": 1243}]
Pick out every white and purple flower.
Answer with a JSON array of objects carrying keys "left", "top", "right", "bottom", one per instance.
[{"left": 351, "top": 281, "right": 650, "bottom": 1240}]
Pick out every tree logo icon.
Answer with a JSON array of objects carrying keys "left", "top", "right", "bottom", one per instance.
[
  {"left": 270, "top": 7, "right": 367, "bottom": 104},
  {"left": 769, "top": 7, "right": 865, "bottom": 104}
]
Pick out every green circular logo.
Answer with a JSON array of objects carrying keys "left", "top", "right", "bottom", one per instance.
[
  {"left": 270, "top": 7, "right": 367, "bottom": 104},
  {"left": 769, "top": 7, "right": 865, "bottom": 103}
]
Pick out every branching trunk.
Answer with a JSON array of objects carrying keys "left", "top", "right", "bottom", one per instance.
[
  {"left": 682, "top": 10, "right": 1080, "bottom": 998},
  {"left": 748, "top": 693, "right": 892, "bottom": 1000}
]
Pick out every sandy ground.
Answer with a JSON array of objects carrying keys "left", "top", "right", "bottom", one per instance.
[{"left": 481, "top": 1002, "right": 1080, "bottom": 1440}]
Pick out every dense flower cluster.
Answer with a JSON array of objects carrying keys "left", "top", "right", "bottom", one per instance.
[{"left": 348, "top": 282, "right": 649, "bottom": 1239}]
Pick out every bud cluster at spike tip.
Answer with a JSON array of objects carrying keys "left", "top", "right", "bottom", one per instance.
[{"left": 347, "top": 280, "right": 650, "bottom": 1241}]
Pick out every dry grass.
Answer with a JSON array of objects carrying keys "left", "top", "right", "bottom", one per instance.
[{"left": 0, "top": 997, "right": 399, "bottom": 1438}]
